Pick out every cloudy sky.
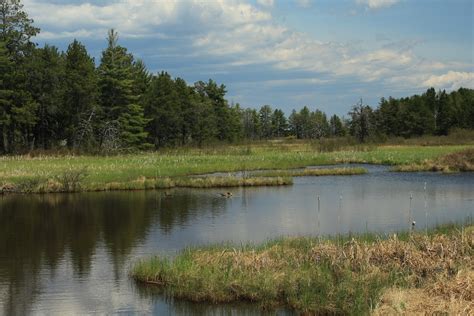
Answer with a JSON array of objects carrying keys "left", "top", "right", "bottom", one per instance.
[{"left": 23, "top": 0, "right": 473, "bottom": 115}]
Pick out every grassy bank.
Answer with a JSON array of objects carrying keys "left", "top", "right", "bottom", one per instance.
[
  {"left": 1, "top": 143, "right": 472, "bottom": 193},
  {"left": 132, "top": 225, "right": 473, "bottom": 315},
  {"left": 257, "top": 167, "right": 367, "bottom": 177},
  {"left": 392, "top": 148, "right": 474, "bottom": 172}
]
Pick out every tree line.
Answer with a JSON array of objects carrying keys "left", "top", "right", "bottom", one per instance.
[{"left": 1, "top": 0, "right": 473, "bottom": 153}]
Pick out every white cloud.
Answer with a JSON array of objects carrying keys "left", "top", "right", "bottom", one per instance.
[
  {"left": 356, "top": 0, "right": 400, "bottom": 9},
  {"left": 422, "top": 71, "right": 474, "bottom": 90},
  {"left": 23, "top": 0, "right": 472, "bottom": 95},
  {"left": 24, "top": 0, "right": 272, "bottom": 38},
  {"left": 257, "top": 0, "right": 274, "bottom": 7}
]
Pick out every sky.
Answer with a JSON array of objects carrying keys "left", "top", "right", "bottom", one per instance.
[{"left": 23, "top": 0, "right": 474, "bottom": 115}]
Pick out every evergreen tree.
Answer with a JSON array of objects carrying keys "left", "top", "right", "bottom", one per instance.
[
  {"left": 190, "top": 91, "right": 217, "bottom": 146},
  {"left": 98, "top": 29, "right": 149, "bottom": 150},
  {"left": 175, "top": 77, "right": 193, "bottom": 146},
  {"left": 144, "top": 72, "right": 181, "bottom": 147},
  {"left": 0, "top": 0, "right": 39, "bottom": 152},
  {"left": 436, "top": 90, "right": 453, "bottom": 135},
  {"left": 242, "top": 108, "right": 260, "bottom": 140},
  {"left": 329, "top": 114, "right": 345, "bottom": 137},
  {"left": 194, "top": 79, "right": 234, "bottom": 141},
  {"left": 227, "top": 103, "right": 243, "bottom": 142},
  {"left": 0, "top": 40, "right": 12, "bottom": 152},
  {"left": 259, "top": 105, "right": 273, "bottom": 139},
  {"left": 118, "top": 103, "right": 151, "bottom": 149},
  {"left": 63, "top": 39, "right": 98, "bottom": 149},
  {"left": 288, "top": 109, "right": 301, "bottom": 138},
  {"left": 310, "top": 109, "right": 329, "bottom": 139},
  {"left": 299, "top": 106, "right": 312, "bottom": 139},
  {"left": 26, "top": 45, "right": 64, "bottom": 149},
  {"left": 271, "top": 109, "right": 287, "bottom": 138}
]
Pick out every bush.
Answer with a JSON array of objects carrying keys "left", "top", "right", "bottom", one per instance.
[{"left": 55, "top": 167, "right": 88, "bottom": 192}]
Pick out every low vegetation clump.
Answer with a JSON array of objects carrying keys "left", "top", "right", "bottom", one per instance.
[
  {"left": 0, "top": 175, "right": 292, "bottom": 194},
  {"left": 393, "top": 148, "right": 474, "bottom": 172},
  {"left": 257, "top": 167, "right": 367, "bottom": 177},
  {"left": 132, "top": 225, "right": 473, "bottom": 315}
]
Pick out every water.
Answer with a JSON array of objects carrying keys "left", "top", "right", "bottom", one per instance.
[{"left": 0, "top": 165, "right": 473, "bottom": 315}]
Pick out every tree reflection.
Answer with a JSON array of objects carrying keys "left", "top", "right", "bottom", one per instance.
[{"left": 0, "top": 189, "right": 228, "bottom": 314}]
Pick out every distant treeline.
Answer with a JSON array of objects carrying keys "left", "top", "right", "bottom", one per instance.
[{"left": 1, "top": 1, "right": 473, "bottom": 153}]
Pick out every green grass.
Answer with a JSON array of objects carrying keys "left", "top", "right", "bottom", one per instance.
[
  {"left": 391, "top": 148, "right": 474, "bottom": 172},
  {"left": 132, "top": 224, "right": 473, "bottom": 314},
  {"left": 257, "top": 167, "right": 367, "bottom": 177},
  {"left": 0, "top": 142, "right": 472, "bottom": 193}
]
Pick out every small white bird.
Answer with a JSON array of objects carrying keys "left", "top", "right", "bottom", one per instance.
[{"left": 412, "top": 221, "right": 416, "bottom": 228}]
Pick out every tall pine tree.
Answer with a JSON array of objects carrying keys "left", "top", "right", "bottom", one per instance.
[
  {"left": 64, "top": 39, "right": 98, "bottom": 149},
  {"left": 98, "top": 29, "right": 150, "bottom": 150}
]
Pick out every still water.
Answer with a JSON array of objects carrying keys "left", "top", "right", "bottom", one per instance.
[{"left": 1, "top": 165, "right": 473, "bottom": 315}]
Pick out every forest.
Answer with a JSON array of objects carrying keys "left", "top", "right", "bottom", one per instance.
[{"left": 1, "top": 1, "right": 473, "bottom": 154}]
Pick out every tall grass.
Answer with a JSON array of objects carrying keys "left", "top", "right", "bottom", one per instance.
[{"left": 132, "top": 224, "right": 473, "bottom": 314}]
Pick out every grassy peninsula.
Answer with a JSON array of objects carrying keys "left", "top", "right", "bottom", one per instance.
[
  {"left": 1, "top": 142, "right": 473, "bottom": 193},
  {"left": 132, "top": 224, "right": 473, "bottom": 315}
]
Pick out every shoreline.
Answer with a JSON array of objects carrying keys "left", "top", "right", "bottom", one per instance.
[
  {"left": 132, "top": 224, "right": 473, "bottom": 314},
  {"left": 1, "top": 145, "right": 472, "bottom": 194}
]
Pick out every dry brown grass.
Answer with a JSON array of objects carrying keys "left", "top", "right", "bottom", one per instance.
[
  {"left": 374, "top": 270, "right": 473, "bottom": 315},
  {"left": 133, "top": 226, "right": 473, "bottom": 314},
  {"left": 394, "top": 148, "right": 474, "bottom": 172}
]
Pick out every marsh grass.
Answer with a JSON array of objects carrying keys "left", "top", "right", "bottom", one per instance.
[
  {"left": 132, "top": 225, "right": 473, "bottom": 314},
  {"left": 392, "top": 148, "right": 474, "bottom": 172},
  {"left": 0, "top": 175, "right": 292, "bottom": 193},
  {"left": 1, "top": 143, "right": 472, "bottom": 193},
  {"left": 257, "top": 167, "right": 367, "bottom": 177}
]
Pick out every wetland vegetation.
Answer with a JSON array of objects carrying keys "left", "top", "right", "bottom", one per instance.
[
  {"left": 1, "top": 143, "right": 473, "bottom": 193},
  {"left": 132, "top": 224, "right": 474, "bottom": 315}
]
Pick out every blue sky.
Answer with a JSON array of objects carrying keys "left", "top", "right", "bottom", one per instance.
[{"left": 24, "top": 0, "right": 473, "bottom": 115}]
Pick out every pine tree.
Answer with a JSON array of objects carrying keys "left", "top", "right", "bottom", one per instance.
[
  {"left": 25, "top": 45, "right": 65, "bottom": 149},
  {"left": 63, "top": 39, "right": 99, "bottom": 149},
  {"left": 98, "top": 29, "right": 150, "bottom": 150},
  {"left": 329, "top": 114, "right": 345, "bottom": 137},
  {"left": 0, "top": 0, "right": 39, "bottom": 151},
  {"left": 288, "top": 109, "right": 301, "bottom": 138},
  {"left": 242, "top": 108, "right": 260, "bottom": 140},
  {"left": 0, "top": 40, "right": 12, "bottom": 152},
  {"left": 144, "top": 72, "right": 181, "bottom": 147},
  {"left": 259, "top": 105, "right": 273, "bottom": 139},
  {"left": 195, "top": 79, "right": 234, "bottom": 141},
  {"left": 271, "top": 109, "right": 287, "bottom": 138}
]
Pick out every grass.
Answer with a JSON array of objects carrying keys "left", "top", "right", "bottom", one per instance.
[
  {"left": 132, "top": 224, "right": 473, "bottom": 315},
  {"left": 257, "top": 167, "right": 367, "bottom": 177},
  {"left": 0, "top": 141, "right": 472, "bottom": 193},
  {"left": 392, "top": 148, "right": 474, "bottom": 172}
]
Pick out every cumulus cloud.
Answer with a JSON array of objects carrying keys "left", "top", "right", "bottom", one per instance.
[
  {"left": 356, "top": 0, "right": 400, "bottom": 9},
  {"left": 24, "top": 0, "right": 272, "bottom": 38},
  {"left": 23, "top": 0, "right": 473, "bottom": 100},
  {"left": 422, "top": 71, "right": 474, "bottom": 90}
]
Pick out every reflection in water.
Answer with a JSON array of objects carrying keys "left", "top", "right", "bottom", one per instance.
[{"left": 0, "top": 166, "right": 473, "bottom": 314}]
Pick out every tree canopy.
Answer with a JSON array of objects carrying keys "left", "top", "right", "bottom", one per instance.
[{"left": 0, "top": 0, "right": 473, "bottom": 153}]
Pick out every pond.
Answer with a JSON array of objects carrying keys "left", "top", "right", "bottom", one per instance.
[{"left": 1, "top": 165, "right": 473, "bottom": 314}]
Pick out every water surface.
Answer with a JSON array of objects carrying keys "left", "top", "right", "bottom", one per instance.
[{"left": 1, "top": 165, "right": 473, "bottom": 314}]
